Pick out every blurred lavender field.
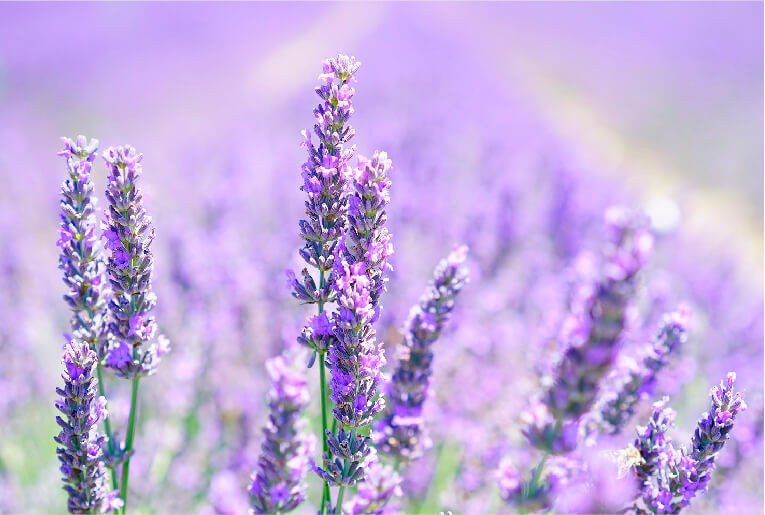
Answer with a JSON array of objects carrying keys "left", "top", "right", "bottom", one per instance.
[{"left": 0, "top": 2, "right": 762, "bottom": 514}]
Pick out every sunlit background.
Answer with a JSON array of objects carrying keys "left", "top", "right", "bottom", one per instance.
[{"left": 0, "top": 3, "right": 762, "bottom": 514}]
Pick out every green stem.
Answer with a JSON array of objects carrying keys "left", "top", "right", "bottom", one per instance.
[
  {"left": 319, "top": 354, "right": 331, "bottom": 512},
  {"left": 119, "top": 377, "right": 140, "bottom": 514},
  {"left": 336, "top": 486, "right": 346, "bottom": 512},
  {"left": 318, "top": 269, "right": 331, "bottom": 513},
  {"left": 96, "top": 363, "right": 119, "bottom": 494},
  {"left": 526, "top": 452, "right": 549, "bottom": 499}
]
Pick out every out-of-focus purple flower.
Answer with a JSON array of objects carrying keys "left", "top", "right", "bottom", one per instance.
[
  {"left": 584, "top": 306, "right": 689, "bottom": 439},
  {"left": 524, "top": 208, "right": 654, "bottom": 453},
  {"left": 496, "top": 455, "right": 580, "bottom": 513},
  {"left": 58, "top": 135, "right": 110, "bottom": 359},
  {"left": 343, "top": 457, "right": 402, "bottom": 515},
  {"left": 248, "top": 351, "right": 314, "bottom": 514},
  {"left": 375, "top": 246, "right": 469, "bottom": 461},
  {"left": 102, "top": 145, "right": 168, "bottom": 377},
  {"left": 54, "top": 341, "right": 122, "bottom": 513}
]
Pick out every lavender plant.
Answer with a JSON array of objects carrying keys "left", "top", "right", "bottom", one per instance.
[
  {"left": 57, "top": 135, "right": 120, "bottom": 490},
  {"left": 101, "top": 145, "right": 169, "bottom": 511},
  {"left": 631, "top": 373, "right": 746, "bottom": 513},
  {"left": 343, "top": 456, "right": 402, "bottom": 514},
  {"left": 290, "top": 53, "right": 360, "bottom": 509},
  {"left": 248, "top": 351, "right": 314, "bottom": 514},
  {"left": 584, "top": 307, "right": 689, "bottom": 439},
  {"left": 375, "top": 245, "right": 469, "bottom": 462},
  {"left": 523, "top": 207, "right": 654, "bottom": 454},
  {"left": 54, "top": 341, "right": 121, "bottom": 513}
]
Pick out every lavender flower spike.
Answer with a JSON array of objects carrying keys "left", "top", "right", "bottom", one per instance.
[
  {"left": 585, "top": 306, "right": 689, "bottom": 438},
  {"left": 344, "top": 457, "right": 402, "bottom": 515},
  {"left": 102, "top": 145, "right": 169, "bottom": 377},
  {"left": 58, "top": 136, "right": 110, "bottom": 359},
  {"left": 632, "top": 397, "right": 677, "bottom": 488},
  {"left": 524, "top": 207, "right": 653, "bottom": 453},
  {"left": 293, "top": 54, "right": 361, "bottom": 357},
  {"left": 688, "top": 372, "right": 747, "bottom": 496},
  {"left": 375, "top": 245, "right": 469, "bottom": 461},
  {"left": 316, "top": 261, "right": 382, "bottom": 486},
  {"left": 54, "top": 341, "right": 122, "bottom": 513},
  {"left": 249, "top": 351, "right": 315, "bottom": 514},
  {"left": 339, "top": 150, "right": 394, "bottom": 311},
  {"left": 633, "top": 374, "right": 746, "bottom": 513}
]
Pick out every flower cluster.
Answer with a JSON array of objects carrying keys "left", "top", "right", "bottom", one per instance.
[
  {"left": 375, "top": 245, "right": 469, "bottom": 461},
  {"left": 292, "top": 54, "right": 360, "bottom": 322},
  {"left": 315, "top": 260, "right": 384, "bottom": 485},
  {"left": 248, "top": 352, "right": 314, "bottom": 514},
  {"left": 523, "top": 207, "right": 654, "bottom": 453},
  {"left": 343, "top": 458, "right": 402, "bottom": 515},
  {"left": 632, "top": 374, "right": 746, "bottom": 513},
  {"left": 584, "top": 307, "right": 689, "bottom": 438},
  {"left": 57, "top": 136, "right": 110, "bottom": 358},
  {"left": 54, "top": 341, "right": 121, "bottom": 513},
  {"left": 102, "top": 146, "right": 169, "bottom": 377},
  {"left": 339, "top": 151, "right": 394, "bottom": 311}
]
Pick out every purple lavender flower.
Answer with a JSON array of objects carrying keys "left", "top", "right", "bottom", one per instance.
[
  {"left": 316, "top": 260, "right": 383, "bottom": 486},
  {"left": 524, "top": 207, "right": 654, "bottom": 453},
  {"left": 54, "top": 341, "right": 122, "bottom": 513},
  {"left": 633, "top": 397, "right": 677, "bottom": 488},
  {"left": 375, "top": 245, "right": 469, "bottom": 461},
  {"left": 58, "top": 136, "right": 110, "bottom": 359},
  {"left": 101, "top": 145, "right": 169, "bottom": 377},
  {"left": 585, "top": 307, "right": 689, "bottom": 438},
  {"left": 633, "top": 374, "right": 746, "bottom": 513},
  {"left": 343, "top": 457, "right": 402, "bottom": 515},
  {"left": 339, "top": 151, "right": 394, "bottom": 311},
  {"left": 248, "top": 351, "right": 314, "bottom": 514},
  {"left": 292, "top": 53, "right": 361, "bottom": 343}
]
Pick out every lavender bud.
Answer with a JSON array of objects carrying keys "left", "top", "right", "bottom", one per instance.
[
  {"left": 248, "top": 352, "right": 315, "bottom": 514},
  {"left": 633, "top": 397, "right": 677, "bottom": 487},
  {"left": 101, "top": 146, "right": 169, "bottom": 377},
  {"left": 375, "top": 246, "right": 469, "bottom": 461},
  {"left": 585, "top": 306, "right": 689, "bottom": 438},
  {"left": 54, "top": 341, "right": 122, "bottom": 513},
  {"left": 314, "top": 428, "right": 374, "bottom": 487},
  {"left": 58, "top": 136, "right": 110, "bottom": 359}
]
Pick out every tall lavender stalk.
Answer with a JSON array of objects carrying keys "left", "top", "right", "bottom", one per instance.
[
  {"left": 584, "top": 307, "right": 689, "bottom": 439},
  {"left": 55, "top": 341, "right": 122, "bottom": 513},
  {"left": 290, "top": 53, "right": 360, "bottom": 510},
  {"left": 375, "top": 245, "right": 469, "bottom": 462},
  {"left": 101, "top": 146, "right": 169, "bottom": 512},
  {"left": 58, "top": 136, "right": 109, "bottom": 358},
  {"left": 57, "top": 136, "right": 118, "bottom": 489},
  {"left": 523, "top": 207, "right": 654, "bottom": 454},
  {"left": 313, "top": 148, "right": 395, "bottom": 509},
  {"left": 633, "top": 373, "right": 746, "bottom": 513},
  {"left": 248, "top": 352, "right": 314, "bottom": 514}
]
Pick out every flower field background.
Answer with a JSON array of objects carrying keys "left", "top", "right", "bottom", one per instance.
[{"left": 0, "top": 3, "right": 762, "bottom": 514}]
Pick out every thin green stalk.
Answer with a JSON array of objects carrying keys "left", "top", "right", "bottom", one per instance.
[
  {"left": 318, "top": 269, "right": 331, "bottom": 513},
  {"left": 336, "top": 486, "right": 346, "bottom": 512},
  {"left": 119, "top": 377, "right": 140, "bottom": 514},
  {"left": 96, "top": 363, "right": 119, "bottom": 493},
  {"left": 526, "top": 452, "right": 549, "bottom": 499}
]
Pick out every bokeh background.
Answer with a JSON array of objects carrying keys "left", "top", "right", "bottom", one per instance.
[{"left": 0, "top": 2, "right": 762, "bottom": 514}]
